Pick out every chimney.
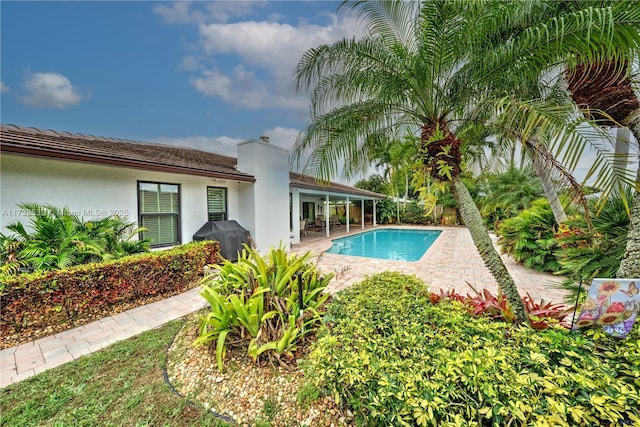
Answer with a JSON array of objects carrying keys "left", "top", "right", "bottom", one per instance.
[{"left": 259, "top": 135, "right": 270, "bottom": 143}]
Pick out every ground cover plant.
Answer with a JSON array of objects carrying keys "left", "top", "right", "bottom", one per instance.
[
  {"left": 195, "top": 245, "right": 332, "bottom": 371},
  {"left": 0, "top": 320, "right": 225, "bottom": 427},
  {"left": 304, "top": 272, "right": 640, "bottom": 426}
]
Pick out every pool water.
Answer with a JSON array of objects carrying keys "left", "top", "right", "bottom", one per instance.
[{"left": 326, "top": 228, "right": 441, "bottom": 261}]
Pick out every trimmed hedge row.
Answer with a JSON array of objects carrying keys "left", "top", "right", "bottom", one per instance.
[
  {"left": 306, "top": 272, "right": 640, "bottom": 426},
  {"left": 1, "top": 241, "right": 220, "bottom": 342}
]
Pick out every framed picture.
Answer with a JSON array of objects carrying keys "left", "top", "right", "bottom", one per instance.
[{"left": 574, "top": 278, "right": 639, "bottom": 338}]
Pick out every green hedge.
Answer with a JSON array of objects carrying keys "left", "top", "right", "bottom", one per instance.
[
  {"left": 1, "top": 241, "right": 220, "bottom": 339},
  {"left": 305, "top": 272, "right": 640, "bottom": 426}
]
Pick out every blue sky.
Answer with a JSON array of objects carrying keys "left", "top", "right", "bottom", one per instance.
[
  {"left": 1, "top": 1, "right": 362, "bottom": 160},
  {"left": 1, "top": 1, "right": 636, "bottom": 185}
]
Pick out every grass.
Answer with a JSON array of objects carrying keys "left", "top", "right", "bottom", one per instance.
[{"left": 0, "top": 320, "right": 228, "bottom": 427}]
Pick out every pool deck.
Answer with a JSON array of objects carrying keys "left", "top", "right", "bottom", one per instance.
[{"left": 292, "top": 224, "right": 569, "bottom": 302}]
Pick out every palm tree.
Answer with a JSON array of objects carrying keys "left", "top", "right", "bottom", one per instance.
[
  {"left": 294, "top": 0, "right": 640, "bottom": 323},
  {"left": 293, "top": 0, "right": 531, "bottom": 323}
]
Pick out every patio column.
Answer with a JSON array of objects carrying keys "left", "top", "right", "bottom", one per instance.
[
  {"left": 325, "top": 194, "right": 330, "bottom": 237},
  {"left": 346, "top": 197, "right": 350, "bottom": 233},
  {"left": 291, "top": 190, "right": 301, "bottom": 245},
  {"left": 373, "top": 199, "right": 377, "bottom": 227},
  {"left": 361, "top": 199, "right": 364, "bottom": 230}
]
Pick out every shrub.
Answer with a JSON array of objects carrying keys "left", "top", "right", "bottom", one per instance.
[
  {"left": 476, "top": 167, "right": 544, "bottom": 230},
  {"left": 400, "top": 200, "right": 429, "bottom": 224},
  {"left": 375, "top": 197, "right": 396, "bottom": 224},
  {"left": 195, "top": 245, "right": 333, "bottom": 371},
  {"left": 554, "top": 189, "right": 631, "bottom": 301},
  {"left": 305, "top": 272, "right": 640, "bottom": 426},
  {"left": 0, "top": 241, "right": 219, "bottom": 343},
  {"left": 0, "top": 203, "right": 150, "bottom": 275},
  {"left": 497, "top": 198, "right": 560, "bottom": 272}
]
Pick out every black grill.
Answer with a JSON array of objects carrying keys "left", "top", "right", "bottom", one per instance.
[{"left": 193, "top": 220, "right": 250, "bottom": 262}]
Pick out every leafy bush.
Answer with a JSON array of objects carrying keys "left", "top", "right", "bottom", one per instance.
[
  {"left": 0, "top": 203, "right": 150, "bottom": 275},
  {"left": 375, "top": 197, "right": 396, "bottom": 224},
  {"left": 195, "top": 245, "right": 333, "bottom": 371},
  {"left": 0, "top": 241, "right": 218, "bottom": 344},
  {"left": 400, "top": 200, "right": 429, "bottom": 224},
  {"left": 476, "top": 167, "right": 544, "bottom": 230},
  {"left": 305, "top": 272, "right": 640, "bottom": 426},
  {"left": 554, "top": 189, "right": 631, "bottom": 300},
  {"left": 497, "top": 198, "right": 560, "bottom": 272}
]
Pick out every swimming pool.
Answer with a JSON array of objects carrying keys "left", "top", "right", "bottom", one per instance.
[{"left": 326, "top": 228, "right": 441, "bottom": 261}]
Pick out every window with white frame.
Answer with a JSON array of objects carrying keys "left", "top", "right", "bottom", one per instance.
[
  {"left": 138, "top": 182, "right": 180, "bottom": 247},
  {"left": 207, "top": 186, "right": 227, "bottom": 221}
]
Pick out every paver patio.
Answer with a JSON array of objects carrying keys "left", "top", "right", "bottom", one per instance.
[{"left": 0, "top": 225, "right": 570, "bottom": 388}]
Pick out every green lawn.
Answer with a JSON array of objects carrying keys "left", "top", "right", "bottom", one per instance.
[{"left": 0, "top": 320, "right": 227, "bottom": 427}]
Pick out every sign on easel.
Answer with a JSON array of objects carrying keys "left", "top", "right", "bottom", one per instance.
[{"left": 574, "top": 278, "right": 640, "bottom": 338}]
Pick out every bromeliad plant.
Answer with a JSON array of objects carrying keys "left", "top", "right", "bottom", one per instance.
[{"left": 195, "top": 244, "right": 333, "bottom": 371}]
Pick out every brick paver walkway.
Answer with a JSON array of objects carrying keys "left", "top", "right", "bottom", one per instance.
[{"left": 1, "top": 225, "right": 570, "bottom": 388}]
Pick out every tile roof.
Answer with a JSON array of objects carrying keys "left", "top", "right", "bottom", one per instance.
[
  {"left": 0, "top": 124, "right": 386, "bottom": 199},
  {"left": 290, "top": 172, "right": 385, "bottom": 199},
  {"left": 0, "top": 124, "right": 255, "bottom": 182}
]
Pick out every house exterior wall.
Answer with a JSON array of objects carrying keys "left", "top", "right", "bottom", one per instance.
[
  {"left": 236, "top": 139, "right": 290, "bottom": 252},
  {"left": 0, "top": 153, "right": 246, "bottom": 245}
]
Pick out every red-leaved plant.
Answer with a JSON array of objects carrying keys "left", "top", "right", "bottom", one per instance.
[{"left": 431, "top": 284, "right": 572, "bottom": 329}]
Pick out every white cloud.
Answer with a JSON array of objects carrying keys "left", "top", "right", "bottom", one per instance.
[
  {"left": 261, "top": 126, "right": 300, "bottom": 151},
  {"left": 154, "top": 1, "right": 267, "bottom": 25},
  {"left": 189, "top": 17, "right": 362, "bottom": 111},
  {"left": 161, "top": 5, "right": 363, "bottom": 112},
  {"left": 20, "top": 72, "right": 86, "bottom": 109},
  {"left": 0, "top": 81, "right": 9, "bottom": 93},
  {"left": 152, "top": 135, "right": 243, "bottom": 157}
]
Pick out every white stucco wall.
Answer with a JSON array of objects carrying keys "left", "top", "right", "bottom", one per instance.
[
  {"left": 236, "top": 139, "right": 290, "bottom": 252},
  {"left": 0, "top": 153, "right": 247, "bottom": 245}
]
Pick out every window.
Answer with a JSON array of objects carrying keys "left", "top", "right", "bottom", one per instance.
[
  {"left": 207, "top": 187, "right": 227, "bottom": 221},
  {"left": 138, "top": 182, "right": 180, "bottom": 247}
]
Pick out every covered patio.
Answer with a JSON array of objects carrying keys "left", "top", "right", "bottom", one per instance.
[{"left": 289, "top": 172, "right": 386, "bottom": 245}]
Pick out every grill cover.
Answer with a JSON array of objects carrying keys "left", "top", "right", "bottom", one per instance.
[{"left": 192, "top": 220, "right": 250, "bottom": 262}]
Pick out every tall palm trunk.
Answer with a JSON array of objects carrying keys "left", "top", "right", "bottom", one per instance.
[
  {"left": 617, "top": 116, "right": 640, "bottom": 278},
  {"left": 421, "top": 121, "right": 528, "bottom": 324},
  {"left": 451, "top": 177, "right": 528, "bottom": 324},
  {"left": 530, "top": 151, "right": 568, "bottom": 224}
]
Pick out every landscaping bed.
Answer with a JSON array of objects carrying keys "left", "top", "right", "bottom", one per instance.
[{"left": 166, "top": 313, "right": 353, "bottom": 427}]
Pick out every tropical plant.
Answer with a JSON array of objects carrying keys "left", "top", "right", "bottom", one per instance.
[
  {"left": 477, "top": 167, "right": 545, "bottom": 230},
  {"left": 78, "top": 215, "right": 151, "bottom": 257},
  {"left": 293, "top": 0, "right": 536, "bottom": 322},
  {"left": 399, "top": 200, "right": 428, "bottom": 225},
  {"left": 374, "top": 197, "right": 396, "bottom": 224},
  {"left": 497, "top": 199, "right": 560, "bottom": 272},
  {"left": 0, "top": 203, "right": 150, "bottom": 274},
  {"left": 555, "top": 188, "right": 632, "bottom": 301},
  {"left": 3, "top": 204, "right": 105, "bottom": 271},
  {"left": 195, "top": 245, "right": 332, "bottom": 372}
]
